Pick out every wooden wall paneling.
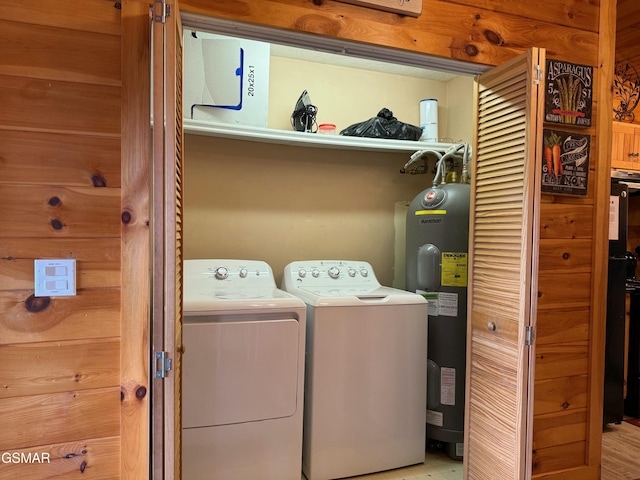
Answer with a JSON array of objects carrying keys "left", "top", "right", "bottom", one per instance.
[
  {"left": 0, "top": 130, "right": 121, "bottom": 188},
  {"left": 0, "top": 238, "right": 121, "bottom": 291},
  {"left": 0, "top": 290, "right": 120, "bottom": 345},
  {"left": 532, "top": 465, "right": 600, "bottom": 480},
  {"left": 0, "top": 186, "right": 121, "bottom": 238},
  {"left": 0, "top": 1, "right": 125, "bottom": 479},
  {"left": 0, "top": 0, "right": 614, "bottom": 477},
  {"left": 532, "top": 440, "right": 586, "bottom": 474},
  {"left": 537, "top": 238, "right": 592, "bottom": 273},
  {"left": 0, "top": 436, "right": 120, "bottom": 479},
  {"left": 120, "top": 1, "right": 151, "bottom": 479},
  {"left": 538, "top": 203, "right": 593, "bottom": 239},
  {"left": 440, "top": 0, "right": 599, "bottom": 32},
  {"left": 0, "top": 19, "right": 120, "bottom": 85},
  {"left": 0, "top": 75, "right": 120, "bottom": 135},
  {"left": 615, "top": 0, "right": 640, "bottom": 66},
  {"left": 540, "top": 189, "right": 596, "bottom": 206},
  {"left": 533, "top": 409, "right": 587, "bottom": 450},
  {"left": 0, "top": 387, "right": 120, "bottom": 451},
  {"left": 534, "top": 375, "right": 588, "bottom": 416},
  {"left": 537, "top": 272, "right": 591, "bottom": 308},
  {"left": 535, "top": 344, "right": 589, "bottom": 381},
  {"left": 536, "top": 307, "right": 589, "bottom": 345},
  {"left": 587, "top": 0, "right": 617, "bottom": 470},
  {"left": 0, "top": 338, "right": 120, "bottom": 399},
  {"left": 0, "top": 0, "right": 121, "bottom": 35},
  {"left": 180, "top": 0, "right": 599, "bottom": 67}
]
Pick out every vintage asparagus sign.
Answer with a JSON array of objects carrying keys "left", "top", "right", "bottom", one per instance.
[
  {"left": 544, "top": 59, "right": 593, "bottom": 127},
  {"left": 541, "top": 129, "right": 590, "bottom": 196}
]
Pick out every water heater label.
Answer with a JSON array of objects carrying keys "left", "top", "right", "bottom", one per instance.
[
  {"left": 418, "top": 292, "right": 439, "bottom": 316},
  {"left": 438, "top": 292, "right": 458, "bottom": 317},
  {"left": 441, "top": 252, "right": 468, "bottom": 287},
  {"left": 418, "top": 291, "right": 458, "bottom": 317},
  {"left": 441, "top": 367, "right": 456, "bottom": 406}
]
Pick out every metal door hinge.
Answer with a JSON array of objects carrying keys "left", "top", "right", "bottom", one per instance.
[
  {"left": 153, "top": 0, "right": 170, "bottom": 23},
  {"left": 155, "top": 351, "right": 172, "bottom": 378},
  {"left": 525, "top": 326, "right": 535, "bottom": 346},
  {"left": 534, "top": 64, "right": 543, "bottom": 85}
]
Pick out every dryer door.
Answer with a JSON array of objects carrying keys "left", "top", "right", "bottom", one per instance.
[{"left": 183, "top": 316, "right": 300, "bottom": 428}]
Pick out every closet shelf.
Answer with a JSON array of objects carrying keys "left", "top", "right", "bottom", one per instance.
[{"left": 184, "top": 119, "right": 454, "bottom": 153}]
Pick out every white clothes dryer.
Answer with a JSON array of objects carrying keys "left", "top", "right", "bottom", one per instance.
[
  {"left": 281, "top": 260, "right": 428, "bottom": 480},
  {"left": 182, "top": 259, "right": 306, "bottom": 480}
]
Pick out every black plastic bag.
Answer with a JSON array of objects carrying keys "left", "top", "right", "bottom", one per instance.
[
  {"left": 291, "top": 90, "right": 318, "bottom": 133},
  {"left": 340, "top": 108, "right": 422, "bottom": 141}
]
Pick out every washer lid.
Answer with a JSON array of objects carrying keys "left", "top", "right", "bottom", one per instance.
[
  {"left": 184, "top": 286, "right": 305, "bottom": 313},
  {"left": 291, "top": 285, "right": 427, "bottom": 307}
]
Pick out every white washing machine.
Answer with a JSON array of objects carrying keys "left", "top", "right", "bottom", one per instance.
[
  {"left": 182, "top": 259, "right": 306, "bottom": 480},
  {"left": 281, "top": 260, "right": 428, "bottom": 480}
]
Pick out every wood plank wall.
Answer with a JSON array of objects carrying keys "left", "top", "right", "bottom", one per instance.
[
  {"left": 0, "top": 0, "right": 615, "bottom": 478},
  {"left": 120, "top": 1, "right": 151, "bottom": 479},
  {"left": 615, "top": 0, "right": 640, "bottom": 69},
  {"left": 614, "top": 0, "right": 640, "bottom": 124},
  {"left": 179, "top": 1, "right": 611, "bottom": 479},
  {"left": 0, "top": 1, "right": 124, "bottom": 479}
]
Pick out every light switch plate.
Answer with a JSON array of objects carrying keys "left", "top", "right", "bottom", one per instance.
[{"left": 34, "top": 259, "right": 76, "bottom": 297}]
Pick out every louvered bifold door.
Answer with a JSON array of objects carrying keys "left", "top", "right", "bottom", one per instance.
[
  {"left": 164, "top": 2, "right": 184, "bottom": 479},
  {"left": 151, "top": 1, "right": 184, "bottom": 479},
  {"left": 463, "top": 48, "right": 544, "bottom": 480}
]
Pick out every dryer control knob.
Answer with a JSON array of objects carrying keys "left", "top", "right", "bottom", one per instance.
[
  {"left": 214, "top": 267, "right": 229, "bottom": 280},
  {"left": 328, "top": 267, "right": 340, "bottom": 279},
  {"left": 298, "top": 269, "right": 307, "bottom": 278},
  {"left": 360, "top": 268, "right": 368, "bottom": 277},
  {"left": 239, "top": 268, "right": 248, "bottom": 278},
  {"left": 348, "top": 268, "right": 357, "bottom": 277},
  {"left": 312, "top": 269, "right": 320, "bottom": 278}
]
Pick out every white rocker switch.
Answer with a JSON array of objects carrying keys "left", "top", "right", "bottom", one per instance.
[{"left": 34, "top": 259, "right": 76, "bottom": 297}]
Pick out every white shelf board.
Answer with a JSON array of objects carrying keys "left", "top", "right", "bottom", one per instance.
[{"left": 184, "top": 119, "right": 455, "bottom": 153}]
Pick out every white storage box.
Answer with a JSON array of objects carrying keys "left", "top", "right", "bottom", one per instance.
[{"left": 183, "top": 29, "right": 270, "bottom": 127}]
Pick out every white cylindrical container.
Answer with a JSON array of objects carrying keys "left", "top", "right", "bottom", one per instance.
[{"left": 420, "top": 98, "right": 438, "bottom": 142}]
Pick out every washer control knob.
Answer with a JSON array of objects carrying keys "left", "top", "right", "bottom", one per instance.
[
  {"left": 348, "top": 268, "right": 357, "bottom": 277},
  {"left": 298, "top": 269, "right": 307, "bottom": 278},
  {"left": 328, "top": 267, "right": 340, "bottom": 279},
  {"left": 214, "top": 267, "right": 229, "bottom": 280},
  {"left": 360, "top": 268, "right": 368, "bottom": 277},
  {"left": 239, "top": 268, "right": 248, "bottom": 278},
  {"left": 312, "top": 269, "right": 320, "bottom": 278}
]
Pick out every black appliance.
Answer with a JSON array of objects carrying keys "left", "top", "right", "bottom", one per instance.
[
  {"left": 604, "top": 181, "right": 628, "bottom": 425},
  {"left": 626, "top": 288, "right": 640, "bottom": 418}
]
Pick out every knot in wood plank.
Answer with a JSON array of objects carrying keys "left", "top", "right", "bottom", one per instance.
[
  {"left": 464, "top": 44, "right": 478, "bottom": 57},
  {"left": 136, "top": 386, "right": 147, "bottom": 399},
  {"left": 50, "top": 219, "right": 64, "bottom": 230},
  {"left": 483, "top": 29, "right": 504, "bottom": 46},
  {"left": 92, "top": 175, "right": 107, "bottom": 187},
  {"left": 25, "top": 294, "right": 51, "bottom": 313}
]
